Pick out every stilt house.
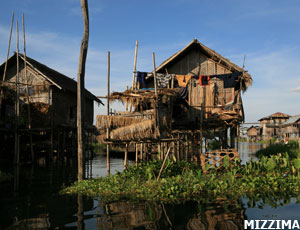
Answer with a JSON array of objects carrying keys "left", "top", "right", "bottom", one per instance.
[
  {"left": 96, "top": 39, "right": 252, "bottom": 162},
  {"left": 258, "top": 112, "right": 290, "bottom": 140},
  {"left": 0, "top": 53, "right": 102, "bottom": 159}
]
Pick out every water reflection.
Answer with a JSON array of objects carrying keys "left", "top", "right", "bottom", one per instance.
[
  {"left": 1, "top": 143, "right": 300, "bottom": 229},
  {"left": 238, "top": 142, "right": 261, "bottom": 164},
  {"left": 96, "top": 200, "right": 246, "bottom": 230}
]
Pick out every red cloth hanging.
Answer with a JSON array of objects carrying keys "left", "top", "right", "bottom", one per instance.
[{"left": 199, "top": 75, "right": 210, "bottom": 86}]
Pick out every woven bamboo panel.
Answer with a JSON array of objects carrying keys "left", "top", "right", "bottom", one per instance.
[
  {"left": 216, "top": 64, "right": 224, "bottom": 74},
  {"left": 200, "top": 149, "right": 240, "bottom": 172},
  {"left": 207, "top": 61, "right": 215, "bottom": 75},
  {"left": 224, "top": 88, "right": 234, "bottom": 104}
]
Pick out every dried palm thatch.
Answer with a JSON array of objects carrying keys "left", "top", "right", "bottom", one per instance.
[
  {"left": 109, "top": 89, "right": 179, "bottom": 110},
  {"left": 96, "top": 115, "right": 150, "bottom": 130},
  {"left": 111, "top": 119, "right": 154, "bottom": 140},
  {"left": 98, "top": 119, "right": 155, "bottom": 142}
]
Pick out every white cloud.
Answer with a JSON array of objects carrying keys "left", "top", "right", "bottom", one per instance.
[
  {"left": 236, "top": 47, "right": 300, "bottom": 122},
  {"left": 291, "top": 86, "right": 300, "bottom": 92}
]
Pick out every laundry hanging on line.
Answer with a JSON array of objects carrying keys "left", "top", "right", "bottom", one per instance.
[
  {"left": 175, "top": 75, "right": 192, "bottom": 87},
  {"left": 156, "top": 73, "right": 174, "bottom": 88},
  {"left": 199, "top": 75, "right": 210, "bottom": 86},
  {"left": 136, "top": 71, "right": 148, "bottom": 88}
]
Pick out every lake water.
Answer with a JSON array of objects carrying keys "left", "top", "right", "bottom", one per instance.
[{"left": 1, "top": 142, "right": 300, "bottom": 230}]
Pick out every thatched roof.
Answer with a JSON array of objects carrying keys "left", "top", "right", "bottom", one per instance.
[
  {"left": 154, "top": 39, "right": 252, "bottom": 88},
  {"left": 0, "top": 53, "right": 103, "bottom": 104}
]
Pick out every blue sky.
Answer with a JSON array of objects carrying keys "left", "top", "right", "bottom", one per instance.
[{"left": 0, "top": 0, "right": 300, "bottom": 123}]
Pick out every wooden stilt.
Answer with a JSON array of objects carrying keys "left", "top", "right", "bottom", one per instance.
[
  {"left": 157, "top": 142, "right": 161, "bottom": 160},
  {"left": 185, "top": 135, "right": 188, "bottom": 161},
  {"left": 57, "top": 131, "right": 60, "bottom": 160},
  {"left": 22, "top": 14, "right": 34, "bottom": 163},
  {"left": 140, "top": 143, "right": 143, "bottom": 161},
  {"left": 106, "top": 51, "right": 110, "bottom": 175},
  {"left": 124, "top": 144, "right": 128, "bottom": 169},
  {"left": 177, "top": 140, "right": 180, "bottom": 161},
  {"left": 14, "top": 21, "right": 20, "bottom": 165},
  {"left": 77, "top": 0, "right": 89, "bottom": 181},
  {"left": 157, "top": 146, "right": 171, "bottom": 180},
  {"left": 135, "top": 143, "right": 138, "bottom": 167}
]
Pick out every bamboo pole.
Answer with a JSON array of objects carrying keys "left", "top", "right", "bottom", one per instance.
[
  {"left": 140, "top": 143, "right": 143, "bottom": 161},
  {"left": 125, "top": 86, "right": 128, "bottom": 112},
  {"left": 2, "top": 12, "right": 14, "bottom": 82},
  {"left": 106, "top": 51, "right": 110, "bottom": 175},
  {"left": 157, "top": 146, "right": 171, "bottom": 180},
  {"left": 124, "top": 144, "right": 128, "bottom": 169},
  {"left": 152, "top": 52, "right": 157, "bottom": 96},
  {"left": 77, "top": 0, "right": 89, "bottom": 181},
  {"left": 22, "top": 14, "right": 34, "bottom": 162},
  {"left": 135, "top": 143, "right": 138, "bottom": 167},
  {"left": 131, "top": 40, "right": 138, "bottom": 89},
  {"left": 14, "top": 21, "right": 20, "bottom": 165}
]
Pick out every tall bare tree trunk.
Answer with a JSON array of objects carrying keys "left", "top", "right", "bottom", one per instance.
[{"left": 77, "top": 0, "right": 89, "bottom": 181}]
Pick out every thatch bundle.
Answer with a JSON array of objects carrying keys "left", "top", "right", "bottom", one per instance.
[
  {"left": 98, "top": 119, "right": 154, "bottom": 142},
  {"left": 96, "top": 115, "right": 151, "bottom": 130},
  {"left": 110, "top": 119, "right": 154, "bottom": 140},
  {"left": 109, "top": 89, "right": 179, "bottom": 110}
]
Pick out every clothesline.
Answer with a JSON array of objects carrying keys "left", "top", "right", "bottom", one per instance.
[{"left": 135, "top": 71, "right": 243, "bottom": 89}]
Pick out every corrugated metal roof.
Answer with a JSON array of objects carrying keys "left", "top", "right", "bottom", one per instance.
[{"left": 281, "top": 115, "right": 300, "bottom": 126}]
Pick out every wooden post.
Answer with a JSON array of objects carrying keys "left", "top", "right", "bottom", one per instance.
[
  {"left": 157, "top": 142, "right": 161, "bottom": 160},
  {"left": 157, "top": 146, "right": 171, "bottom": 180},
  {"left": 124, "top": 144, "right": 128, "bottom": 169},
  {"left": 237, "top": 125, "right": 240, "bottom": 151},
  {"left": 125, "top": 86, "right": 129, "bottom": 112},
  {"left": 106, "top": 51, "right": 110, "bottom": 175},
  {"left": 135, "top": 143, "right": 138, "bottom": 167},
  {"left": 22, "top": 14, "right": 34, "bottom": 162},
  {"left": 185, "top": 134, "right": 188, "bottom": 161},
  {"left": 14, "top": 21, "right": 20, "bottom": 165},
  {"left": 77, "top": 195, "right": 84, "bottom": 230},
  {"left": 57, "top": 131, "right": 60, "bottom": 160},
  {"left": 77, "top": 0, "right": 89, "bottom": 181},
  {"left": 2, "top": 12, "right": 14, "bottom": 82},
  {"left": 140, "top": 143, "right": 143, "bottom": 161},
  {"left": 152, "top": 52, "right": 158, "bottom": 96},
  {"left": 176, "top": 140, "right": 180, "bottom": 161},
  {"left": 131, "top": 40, "right": 138, "bottom": 89}
]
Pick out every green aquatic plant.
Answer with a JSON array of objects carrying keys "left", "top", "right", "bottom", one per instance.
[
  {"left": 62, "top": 155, "right": 300, "bottom": 204},
  {"left": 256, "top": 142, "right": 300, "bottom": 159}
]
